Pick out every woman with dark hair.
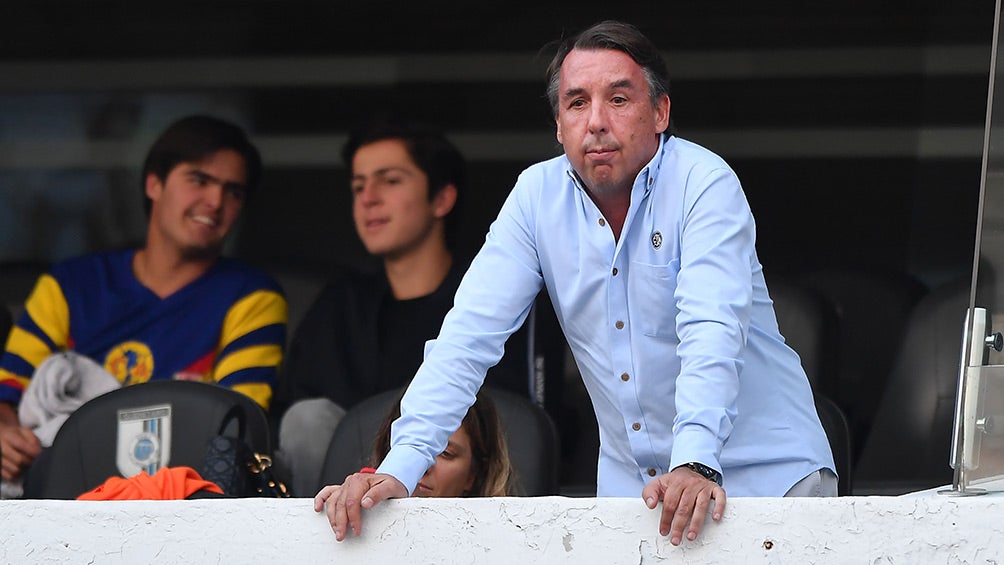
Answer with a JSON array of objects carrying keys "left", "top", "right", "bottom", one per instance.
[{"left": 314, "top": 393, "right": 513, "bottom": 521}]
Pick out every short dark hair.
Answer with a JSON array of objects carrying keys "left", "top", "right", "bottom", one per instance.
[
  {"left": 141, "top": 115, "right": 262, "bottom": 215},
  {"left": 341, "top": 119, "right": 466, "bottom": 250},
  {"left": 544, "top": 20, "right": 672, "bottom": 131}
]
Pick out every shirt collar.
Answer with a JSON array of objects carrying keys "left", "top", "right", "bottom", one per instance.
[{"left": 640, "top": 133, "right": 669, "bottom": 196}]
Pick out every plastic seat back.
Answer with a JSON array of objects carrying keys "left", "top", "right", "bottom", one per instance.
[
  {"left": 814, "top": 394, "right": 853, "bottom": 495},
  {"left": 23, "top": 380, "right": 271, "bottom": 499},
  {"left": 854, "top": 279, "right": 969, "bottom": 494}
]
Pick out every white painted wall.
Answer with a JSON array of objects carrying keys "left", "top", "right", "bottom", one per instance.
[{"left": 2, "top": 495, "right": 1002, "bottom": 563}]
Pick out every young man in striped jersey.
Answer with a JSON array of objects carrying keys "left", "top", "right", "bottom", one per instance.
[{"left": 0, "top": 115, "right": 288, "bottom": 484}]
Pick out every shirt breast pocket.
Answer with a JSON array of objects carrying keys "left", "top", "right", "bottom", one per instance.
[{"left": 629, "top": 258, "right": 680, "bottom": 338}]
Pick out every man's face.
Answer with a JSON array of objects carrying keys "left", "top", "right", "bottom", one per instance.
[
  {"left": 555, "top": 48, "right": 670, "bottom": 196},
  {"left": 351, "top": 138, "right": 453, "bottom": 259},
  {"left": 146, "top": 148, "right": 247, "bottom": 259}
]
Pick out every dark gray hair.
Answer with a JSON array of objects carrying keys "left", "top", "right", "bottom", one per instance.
[{"left": 544, "top": 20, "right": 671, "bottom": 128}]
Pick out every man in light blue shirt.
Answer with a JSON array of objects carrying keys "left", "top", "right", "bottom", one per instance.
[{"left": 316, "top": 20, "right": 835, "bottom": 546}]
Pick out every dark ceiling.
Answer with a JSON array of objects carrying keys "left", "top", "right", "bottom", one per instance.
[
  {"left": 0, "top": 1, "right": 996, "bottom": 282},
  {"left": 1, "top": 1, "right": 994, "bottom": 60}
]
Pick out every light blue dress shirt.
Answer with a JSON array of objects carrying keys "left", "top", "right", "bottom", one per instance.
[{"left": 378, "top": 135, "right": 835, "bottom": 497}]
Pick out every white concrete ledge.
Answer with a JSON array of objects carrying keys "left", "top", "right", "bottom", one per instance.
[{"left": 2, "top": 495, "right": 1002, "bottom": 563}]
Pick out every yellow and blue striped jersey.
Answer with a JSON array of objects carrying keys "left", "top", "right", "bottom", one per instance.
[{"left": 0, "top": 250, "right": 287, "bottom": 410}]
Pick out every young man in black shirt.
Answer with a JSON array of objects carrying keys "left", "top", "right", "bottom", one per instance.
[{"left": 273, "top": 120, "right": 530, "bottom": 496}]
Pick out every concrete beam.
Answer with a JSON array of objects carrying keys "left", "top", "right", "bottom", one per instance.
[{"left": 2, "top": 495, "right": 1002, "bottom": 563}]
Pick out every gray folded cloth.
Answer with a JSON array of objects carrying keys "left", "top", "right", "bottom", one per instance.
[
  {"left": 1, "top": 351, "right": 122, "bottom": 499},
  {"left": 19, "top": 350, "right": 122, "bottom": 447}
]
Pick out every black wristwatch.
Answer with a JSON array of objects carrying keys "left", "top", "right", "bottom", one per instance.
[{"left": 678, "top": 462, "right": 723, "bottom": 486}]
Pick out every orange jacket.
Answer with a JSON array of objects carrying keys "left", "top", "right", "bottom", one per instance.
[{"left": 77, "top": 467, "right": 223, "bottom": 500}]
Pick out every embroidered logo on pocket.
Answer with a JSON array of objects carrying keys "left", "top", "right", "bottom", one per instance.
[{"left": 651, "top": 231, "right": 663, "bottom": 249}]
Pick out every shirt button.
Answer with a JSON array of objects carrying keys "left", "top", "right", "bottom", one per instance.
[
  {"left": 598, "top": 218, "right": 606, "bottom": 227},
  {"left": 648, "top": 468, "right": 657, "bottom": 477},
  {"left": 615, "top": 321, "right": 624, "bottom": 330},
  {"left": 612, "top": 267, "right": 618, "bottom": 276},
  {"left": 648, "top": 178, "right": 654, "bottom": 186},
  {"left": 620, "top": 372, "right": 629, "bottom": 382},
  {"left": 632, "top": 422, "right": 641, "bottom": 431}
]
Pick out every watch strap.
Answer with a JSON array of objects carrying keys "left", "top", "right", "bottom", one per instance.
[{"left": 678, "top": 462, "right": 722, "bottom": 486}]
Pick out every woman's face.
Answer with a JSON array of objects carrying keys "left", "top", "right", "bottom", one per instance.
[{"left": 414, "top": 425, "right": 477, "bottom": 497}]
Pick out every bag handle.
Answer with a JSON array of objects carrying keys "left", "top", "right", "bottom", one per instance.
[{"left": 216, "top": 404, "right": 247, "bottom": 439}]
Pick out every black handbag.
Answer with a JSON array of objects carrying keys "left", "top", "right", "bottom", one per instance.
[{"left": 201, "top": 405, "right": 290, "bottom": 498}]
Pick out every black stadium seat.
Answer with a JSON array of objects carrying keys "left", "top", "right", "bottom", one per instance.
[
  {"left": 769, "top": 276, "right": 852, "bottom": 494},
  {"left": 768, "top": 277, "right": 840, "bottom": 393},
  {"left": 797, "top": 268, "right": 928, "bottom": 459},
  {"left": 22, "top": 380, "right": 272, "bottom": 499},
  {"left": 854, "top": 278, "right": 971, "bottom": 495}
]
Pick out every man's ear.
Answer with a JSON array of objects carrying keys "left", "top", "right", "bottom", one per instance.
[
  {"left": 655, "top": 94, "right": 671, "bottom": 134},
  {"left": 432, "top": 183, "right": 458, "bottom": 219},
  {"left": 556, "top": 119, "right": 563, "bottom": 144},
  {"left": 145, "top": 173, "right": 163, "bottom": 201}
]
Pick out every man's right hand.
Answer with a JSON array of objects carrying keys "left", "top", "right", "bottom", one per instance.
[
  {"left": 642, "top": 465, "right": 726, "bottom": 546},
  {"left": 313, "top": 471, "right": 408, "bottom": 541},
  {"left": 0, "top": 421, "right": 41, "bottom": 481}
]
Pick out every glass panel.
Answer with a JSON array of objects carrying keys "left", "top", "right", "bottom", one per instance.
[
  {"left": 953, "top": 0, "right": 1004, "bottom": 494},
  {"left": 963, "top": 365, "right": 1004, "bottom": 491}
]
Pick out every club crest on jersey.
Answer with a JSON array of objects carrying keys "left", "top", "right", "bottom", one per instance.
[
  {"left": 105, "top": 341, "right": 154, "bottom": 386},
  {"left": 116, "top": 404, "right": 172, "bottom": 477}
]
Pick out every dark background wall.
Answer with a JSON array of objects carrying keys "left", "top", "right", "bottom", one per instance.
[{"left": 0, "top": 1, "right": 992, "bottom": 286}]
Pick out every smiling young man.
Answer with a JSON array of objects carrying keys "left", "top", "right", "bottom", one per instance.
[
  {"left": 0, "top": 115, "right": 288, "bottom": 484},
  {"left": 318, "top": 21, "right": 835, "bottom": 546}
]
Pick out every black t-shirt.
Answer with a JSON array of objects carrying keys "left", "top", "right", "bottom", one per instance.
[
  {"left": 273, "top": 262, "right": 531, "bottom": 419},
  {"left": 377, "top": 290, "right": 448, "bottom": 395}
]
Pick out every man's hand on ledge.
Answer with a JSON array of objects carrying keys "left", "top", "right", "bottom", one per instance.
[
  {"left": 642, "top": 466, "right": 727, "bottom": 546},
  {"left": 314, "top": 472, "right": 408, "bottom": 541}
]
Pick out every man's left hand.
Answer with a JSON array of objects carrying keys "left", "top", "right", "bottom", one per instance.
[{"left": 641, "top": 466, "right": 726, "bottom": 545}]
